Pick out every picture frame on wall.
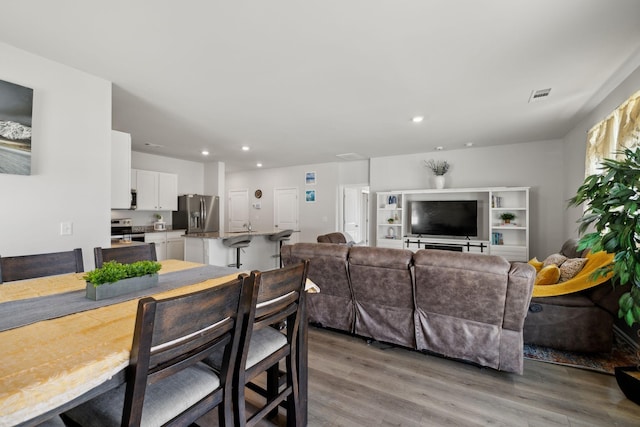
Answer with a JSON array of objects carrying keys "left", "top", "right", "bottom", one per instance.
[
  {"left": 305, "top": 189, "right": 316, "bottom": 203},
  {"left": 305, "top": 171, "right": 316, "bottom": 185},
  {"left": 0, "top": 79, "right": 34, "bottom": 176}
]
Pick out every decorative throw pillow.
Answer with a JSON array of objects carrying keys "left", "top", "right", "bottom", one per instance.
[
  {"left": 535, "top": 265, "right": 561, "bottom": 285},
  {"left": 528, "top": 257, "right": 543, "bottom": 272},
  {"left": 542, "top": 253, "right": 567, "bottom": 268},
  {"left": 559, "top": 257, "right": 588, "bottom": 282}
]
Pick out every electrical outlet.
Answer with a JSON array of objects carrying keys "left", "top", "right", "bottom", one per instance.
[{"left": 60, "top": 221, "right": 73, "bottom": 235}]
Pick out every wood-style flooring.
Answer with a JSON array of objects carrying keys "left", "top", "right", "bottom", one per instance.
[{"left": 201, "top": 326, "right": 640, "bottom": 426}]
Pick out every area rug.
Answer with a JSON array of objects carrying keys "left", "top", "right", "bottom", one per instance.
[{"left": 523, "top": 335, "right": 638, "bottom": 375}]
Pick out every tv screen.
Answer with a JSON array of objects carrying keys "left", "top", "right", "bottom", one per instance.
[{"left": 410, "top": 200, "right": 478, "bottom": 237}]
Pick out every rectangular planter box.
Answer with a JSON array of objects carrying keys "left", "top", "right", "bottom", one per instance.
[{"left": 86, "top": 274, "right": 159, "bottom": 301}]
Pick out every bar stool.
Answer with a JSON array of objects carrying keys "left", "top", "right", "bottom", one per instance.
[
  {"left": 268, "top": 229, "right": 293, "bottom": 267},
  {"left": 223, "top": 234, "right": 253, "bottom": 269}
]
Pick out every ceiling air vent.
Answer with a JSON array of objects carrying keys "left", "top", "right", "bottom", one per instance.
[{"left": 528, "top": 88, "right": 552, "bottom": 103}]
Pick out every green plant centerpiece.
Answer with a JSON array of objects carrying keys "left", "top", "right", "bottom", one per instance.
[
  {"left": 423, "top": 159, "right": 450, "bottom": 176},
  {"left": 499, "top": 212, "right": 516, "bottom": 223},
  {"left": 84, "top": 260, "right": 162, "bottom": 300},
  {"left": 568, "top": 146, "right": 640, "bottom": 327}
]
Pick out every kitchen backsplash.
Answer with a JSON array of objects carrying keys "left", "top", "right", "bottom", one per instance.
[{"left": 110, "top": 210, "right": 173, "bottom": 227}]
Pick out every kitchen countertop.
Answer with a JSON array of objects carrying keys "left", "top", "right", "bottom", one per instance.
[{"left": 184, "top": 230, "right": 298, "bottom": 239}]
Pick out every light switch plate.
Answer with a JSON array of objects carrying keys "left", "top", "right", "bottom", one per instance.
[{"left": 60, "top": 221, "right": 73, "bottom": 235}]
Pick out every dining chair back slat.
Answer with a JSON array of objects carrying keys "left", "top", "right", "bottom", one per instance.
[
  {"left": 94, "top": 243, "right": 156, "bottom": 268},
  {"left": 0, "top": 248, "right": 84, "bottom": 283}
]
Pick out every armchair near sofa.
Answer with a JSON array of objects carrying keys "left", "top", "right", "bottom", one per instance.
[{"left": 523, "top": 239, "right": 626, "bottom": 352}]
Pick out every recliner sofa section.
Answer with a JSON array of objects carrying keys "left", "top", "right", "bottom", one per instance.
[{"left": 282, "top": 242, "right": 535, "bottom": 374}]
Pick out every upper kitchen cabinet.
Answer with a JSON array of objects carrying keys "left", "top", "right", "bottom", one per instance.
[
  {"left": 111, "top": 131, "right": 132, "bottom": 209},
  {"left": 133, "top": 169, "right": 178, "bottom": 211}
]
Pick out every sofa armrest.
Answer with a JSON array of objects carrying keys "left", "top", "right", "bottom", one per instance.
[{"left": 502, "top": 262, "right": 535, "bottom": 331}]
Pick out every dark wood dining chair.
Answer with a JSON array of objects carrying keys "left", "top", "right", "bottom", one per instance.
[
  {"left": 0, "top": 248, "right": 84, "bottom": 284},
  {"left": 208, "top": 260, "right": 309, "bottom": 427},
  {"left": 62, "top": 273, "right": 255, "bottom": 427},
  {"left": 94, "top": 243, "right": 157, "bottom": 268}
]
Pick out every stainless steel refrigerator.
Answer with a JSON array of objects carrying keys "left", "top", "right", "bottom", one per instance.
[{"left": 172, "top": 194, "right": 219, "bottom": 233}]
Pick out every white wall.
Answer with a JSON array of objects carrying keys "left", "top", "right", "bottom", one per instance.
[
  {"left": 131, "top": 151, "right": 204, "bottom": 195},
  {"left": 370, "top": 140, "right": 566, "bottom": 258},
  {"left": 562, "top": 65, "right": 640, "bottom": 238},
  {"left": 0, "top": 42, "right": 111, "bottom": 269},
  {"left": 226, "top": 161, "right": 369, "bottom": 243}
]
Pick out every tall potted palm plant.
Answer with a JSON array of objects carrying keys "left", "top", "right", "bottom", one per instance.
[{"left": 568, "top": 146, "right": 640, "bottom": 404}]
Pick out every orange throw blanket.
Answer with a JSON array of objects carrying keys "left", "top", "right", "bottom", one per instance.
[{"left": 532, "top": 251, "right": 614, "bottom": 297}]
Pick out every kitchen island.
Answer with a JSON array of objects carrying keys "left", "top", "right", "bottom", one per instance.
[{"left": 183, "top": 230, "right": 298, "bottom": 271}]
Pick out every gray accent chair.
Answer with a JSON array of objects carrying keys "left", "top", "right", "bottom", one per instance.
[{"left": 523, "top": 238, "right": 627, "bottom": 352}]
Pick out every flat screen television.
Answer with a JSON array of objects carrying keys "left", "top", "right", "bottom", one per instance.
[{"left": 410, "top": 200, "right": 478, "bottom": 237}]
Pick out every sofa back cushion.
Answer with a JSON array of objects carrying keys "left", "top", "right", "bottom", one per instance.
[
  {"left": 413, "top": 249, "right": 511, "bottom": 325},
  {"left": 281, "top": 243, "right": 351, "bottom": 299},
  {"left": 348, "top": 246, "right": 415, "bottom": 347},
  {"left": 348, "top": 246, "right": 414, "bottom": 309}
]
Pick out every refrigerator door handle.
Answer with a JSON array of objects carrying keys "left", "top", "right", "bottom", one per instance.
[{"left": 201, "top": 197, "right": 206, "bottom": 225}]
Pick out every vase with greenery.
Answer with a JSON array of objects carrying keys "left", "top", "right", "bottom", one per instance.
[
  {"left": 499, "top": 212, "right": 516, "bottom": 224},
  {"left": 424, "top": 159, "right": 450, "bottom": 189},
  {"left": 568, "top": 146, "right": 640, "bottom": 327},
  {"left": 84, "top": 260, "right": 162, "bottom": 300},
  {"left": 423, "top": 159, "right": 450, "bottom": 176}
]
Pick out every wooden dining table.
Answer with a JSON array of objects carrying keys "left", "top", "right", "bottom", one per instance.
[{"left": 0, "top": 259, "right": 311, "bottom": 427}]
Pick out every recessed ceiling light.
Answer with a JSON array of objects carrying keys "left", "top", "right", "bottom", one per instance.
[
  {"left": 256, "top": 162, "right": 263, "bottom": 168},
  {"left": 201, "top": 150, "right": 209, "bottom": 156},
  {"left": 242, "top": 146, "right": 250, "bottom": 151},
  {"left": 435, "top": 146, "right": 444, "bottom": 151},
  {"left": 412, "top": 116, "right": 424, "bottom": 123},
  {"left": 465, "top": 142, "right": 474, "bottom": 147}
]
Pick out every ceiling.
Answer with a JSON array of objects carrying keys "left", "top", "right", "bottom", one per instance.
[{"left": 2, "top": 1, "right": 640, "bottom": 172}]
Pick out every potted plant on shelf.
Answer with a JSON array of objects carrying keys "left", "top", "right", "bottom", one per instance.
[
  {"left": 568, "top": 146, "right": 640, "bottom": 405},
  {"left": 423, "top": 159, "right": 450, "bottom": 189},
  {"left": 499, "top": 212, "right": 516, "bottom": 224},
  {"left": 84, "top": 260, "right": 162, "bottom": 300}
]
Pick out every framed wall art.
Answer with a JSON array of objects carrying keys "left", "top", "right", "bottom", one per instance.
[
  {"left": 305, "top": 189, "right": 316, "bottom": 203},
  {"left": 0, "top": 79, "right": 33, "bottom": 175},
  {"left": 305, "top": 171, "right": 316, "bottom": 185}
]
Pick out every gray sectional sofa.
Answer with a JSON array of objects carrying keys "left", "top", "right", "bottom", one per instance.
[{"left": 282, "top": 243, "right": 535, "bottom": 374}]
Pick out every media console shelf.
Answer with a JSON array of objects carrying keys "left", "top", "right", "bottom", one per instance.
[{"left": 375, "top": 187, "right": 529, "bottom": 261}]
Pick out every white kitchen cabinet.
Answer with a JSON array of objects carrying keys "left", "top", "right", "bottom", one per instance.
[
  {"left": 145, "top": 230, "right": 184, "bottom": 261},
  {"left": 166, "top": 232, "right": 185, "bottom": 260},
  {"left": 133, "top": 169, "right": 178, "bottom": 211},
  {"left": 110, "top": 131, "right": 131, "bottom": 209}
]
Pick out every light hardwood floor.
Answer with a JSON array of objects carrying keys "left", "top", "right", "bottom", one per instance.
[{"left": 202, "top": 326, "right": 640, "bottom": 426}]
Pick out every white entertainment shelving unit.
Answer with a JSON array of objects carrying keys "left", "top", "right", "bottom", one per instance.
[
  {"left": 376, "top": 192, "right": 404, "bottom": 248},
  {"left": 375, "top": 187, "right": 529, "bottom": 261}
]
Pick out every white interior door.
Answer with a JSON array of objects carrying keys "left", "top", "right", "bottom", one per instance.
[
  {"left": 343, "top": 187, "right": 361, "bottom": 243},
  {"left": 274, "top": 187, "right": 299, "bottom": 243},
  {"left": 228, "top": 189, "right": 249, "bottom": 232}
]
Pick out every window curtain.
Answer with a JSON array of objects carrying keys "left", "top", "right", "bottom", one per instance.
[{"left": 585, "top": 90, "right": 640, "bottom": 176}]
